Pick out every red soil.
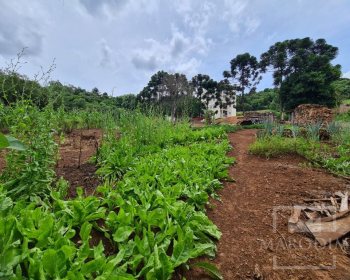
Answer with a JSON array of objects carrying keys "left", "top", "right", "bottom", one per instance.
[
  {"left": 187, "top": 129, "right": 350, "bottom": 280},
  {"left": 55, "top": 129, "right": 102, "bottom": 197}
]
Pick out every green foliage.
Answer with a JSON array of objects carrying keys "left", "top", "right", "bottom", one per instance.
[
  {"left": 280, "top": 67, "right": 340, "bottom": 110},
  {"left": 223, "top": 53, "right": 261, "bottom": 96},
  {"left": 236, "top": 88, "right": 278, "bottom": 112},
  {"left": 96, "top": 111, "right": 228, "bottom": 182},
  {"left": 0, "top": 104, "right": 58, "bottom": 199},
  {"left": 0, "top": 71, "right": 48, "bottom": 108},
  {"left": 192, "top": 262, "right": 223, "bottom": 280},
  {"left": 0, "top": 71, "right": 138, "bottom": 114},
  {"left": 0, "top": 133, "right": 26, "bottom": 151},
  {"left": 0, "top": 106, "right": 232, "bottom": 279},
  {"left": 137, "top": 71, "right": 201, "bottom": 120},
  {"left": 52, "top": 108, "right": 118, "bottom": 134},
  {"left": 250, "top": 136, "right": 312, "bottom": 158},
  {"left": 260, "top": 37, "right": 340, "bottom": 111},
  {"left": 332, "top": 78, "right": 350, "bottom": 105},
  {"left": 306, "top": 122, "right": 323, "bottom": 142},
  {"left": 191, "top": 74, "right": 235, "bottom": 115},
  {"left": 204, "top": 110, "right": 215, "bottom": 125},
  {"left": 336, "top": 111, "right": 350, "bottom": 122},
  {"left": 250, "top": 127, "right": 350, "bottom": 176},
  {"left": 191, "top": 74, "right": 218, "bottom": 109}
]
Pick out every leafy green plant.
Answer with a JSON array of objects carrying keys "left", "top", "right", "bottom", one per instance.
[
  {"left": 0, "top": 104, "right": 58, "bottom": 199},
  {"left": 306, "top": 121, "right": 322, "bottom": 141},
  {"left": 0, "top": 133, "right": 26, "bottom": 151},
  {"left": 192, "top": 262, "right": 223, "bottom": 280},
  {"left": 0, "top": 109, "right": 233, "bottom": 279}
]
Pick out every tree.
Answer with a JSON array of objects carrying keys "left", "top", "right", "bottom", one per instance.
[
  {"left": 332, "top": 78, "right": 350, "bottom": 105},
  {"left": 280, "top": 67, "right": 340, "bottom": 110},
  {"left": 261, "top": 37, "right": 341, "bottom": 112},
  {"left": 236, "top": 88, "right": 278, "bottom": 112},
  {"left": 137, "top": 71, "right": 196, "bottom": 120},
  {"left": 215, "top": 79, "right": 236, "bottom": 112},
  {"left": 115, "top": 94, "right": 137, "bottom": 110},
  {"left": 223, "top": 53, "right": 261, "bottom": 112},
  {"left": 191, "top": 74, "right": 217, "bottom": 110},
  {"left": 161, "top": 73, "right": 192, "bottom": 122},
  {"left": 91, "top": 87, "right": 99, "bottom": 95},
  {"left": 0, "top": 71, "right": 48, "bottom": 108},
  {"left": 137, "top": 71, "right": 168, "bottom": 103}
]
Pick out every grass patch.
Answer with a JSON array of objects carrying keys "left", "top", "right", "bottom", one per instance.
[
  {"left": 249, "top": 136, "right": 308, "bottom": 158},
  {"left": 249, "top": 135, "right": 349, "bottom": 176},
  {"left": 336, "top": 112, "right": 350, "bottom": 122}
]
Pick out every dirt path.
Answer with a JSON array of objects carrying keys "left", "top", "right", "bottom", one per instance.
[{"left": 189, "top": 129, "right": 350, "bottom": 280}]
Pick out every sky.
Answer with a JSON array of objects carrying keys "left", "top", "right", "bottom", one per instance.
[{"left": 0, "top": 0, "right": 350, "bottom": 96}]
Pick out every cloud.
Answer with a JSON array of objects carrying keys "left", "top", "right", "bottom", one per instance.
[
  {"left": 99, "top": 39, "right": 114, "bottom": 68},
  {"left": 170, "top": 32, "right": 189, "bottom": 57},
  {"left": 1, "top": 0, "right": 350, "bottom": 96},
  {"left": 131, "top": 54, "right": 158, "bottom": 71},
  {"left": 0, "top": 2, "right": 44, "bottom": 56},
  {"left": 174, "top": 0, "right": 216, "bottom": 32},
  {"left": 173, "top": 57, "right": 201, "bottom": 77},
  {"left": 222, "top": 0, "right": 260, "bottom": 35},
  {"left": 342, "top": 71, "right": 350, "bottom": 79},
  {"left": 78, "top": 0, "right": 159, "bottom": 18},
  {"left": 78, "top": 0, "right": 128, "bottom": 16},
  {"left": 131, "top": 28, "right": 208, "bottom": 76},
  {"left": 244, "top": 17, "right": 261, "bottom": 35}
]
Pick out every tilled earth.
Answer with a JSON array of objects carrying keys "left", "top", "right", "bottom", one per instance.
[
  {"left": 55, "top": 129, "right": 102, "bottom": 197},
  {"left": 187, "top": 129, "right": 350, "bottom": 280}
]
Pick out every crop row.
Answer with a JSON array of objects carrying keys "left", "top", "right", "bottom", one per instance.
[{"left": 1, "top": 108, "right": 233, "bottom": 279}]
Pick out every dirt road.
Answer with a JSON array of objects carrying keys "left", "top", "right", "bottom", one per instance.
[{"left": 189, "top": 129, "right": 350, "bottom": 279}]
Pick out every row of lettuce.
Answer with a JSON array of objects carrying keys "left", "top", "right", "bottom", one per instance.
[{"left": 1, "top": 106, "right": 233, "bottom": 279}]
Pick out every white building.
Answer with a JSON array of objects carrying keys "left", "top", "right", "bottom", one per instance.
[
  {"left": 207, "top": 98, "right": 236, "bottom": 119},
  {"left": 202, "top": 88, "right": 236, "bottom": 119}
]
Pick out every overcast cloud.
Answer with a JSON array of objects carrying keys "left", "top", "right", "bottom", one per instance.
[{"left": 0, "top": 0, "right": 349, "bottom": 95}]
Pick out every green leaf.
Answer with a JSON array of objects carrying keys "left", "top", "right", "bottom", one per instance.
[
  {"left": 171, "top": 228, "right": 193, "bottom": 267},
  {"left": 0, "top": 196, "right": 13, "bottom": 211},
  {"left": 154, "top": 247, "right": 173, "bottom": 280},
  {"left": 60, "top": 245, "right": 76, "bottom": 261},
  {"left": 146, "top": 245, "right": 173, "bottom": 280},
  {"left": 0, "top": 133, "right": 9, "bottom": 149},
  {"left": 113, "top": 226, "right": 133, "bottom": 243},
  {"left": 42, "top": 249, "right": 67, "bottom": 277},
  {"left": 192, "top": 262, "right": 223, "bottom": 280},
  {"left": 80, "top": 222, "right": 92, "bottom": 242},
  {"left": 81, "top": 258, "right": 106, "bottom": 275},
  {"left": 5, "top": 135, "right": 26, "bottom": 151}
]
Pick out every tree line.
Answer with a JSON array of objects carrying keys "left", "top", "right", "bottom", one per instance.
[
  {"left": 138, "top": 37, "right": 345, "bottom": 118},
  {"left": 1, "top": 37, "right": 349, "bottom": 118}
]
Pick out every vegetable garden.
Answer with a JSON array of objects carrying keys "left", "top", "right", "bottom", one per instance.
[{"left": 0, "top": 104, "right": 233, "bottom": 279}]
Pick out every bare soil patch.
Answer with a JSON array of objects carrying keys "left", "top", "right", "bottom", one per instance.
[
  {"left": 0, "top": 151, "right": 6, "bottom": 171},
  {"left": 55, "top": 129, "right": 102, "bottom": 197},
  {"left": 187, "top": 129, "right": 350, "bottom": 280}
]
